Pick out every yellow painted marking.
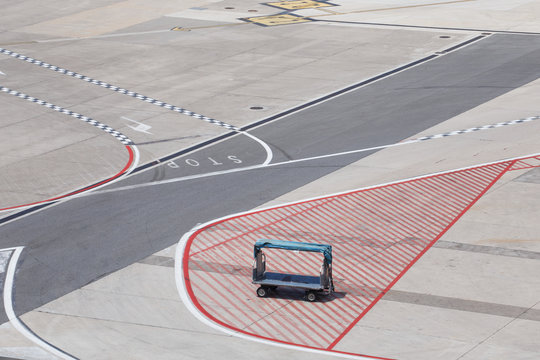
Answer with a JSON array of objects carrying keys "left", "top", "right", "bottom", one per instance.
[
  {"left": 243, "top": 14, "right": 312, "bottom": 26},
  {"left": 266, "top": 0, "right": 334, "bottom": 10}
]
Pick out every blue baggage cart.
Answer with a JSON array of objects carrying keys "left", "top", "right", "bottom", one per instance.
[{"left": 252, "top": 239, "right": 334, "bottom": 302}]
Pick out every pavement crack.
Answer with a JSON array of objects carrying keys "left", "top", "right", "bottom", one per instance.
[
  {"left": 456, "top": 299, "right": 540, "bottom": 359},
  {"left": 34, "top": 309, "right": 229, "bottom": 337}
]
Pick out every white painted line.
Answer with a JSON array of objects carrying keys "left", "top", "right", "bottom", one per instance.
[
  {"left": 0, "top": 70, "right": 5, "bottom": 76},
  {"left": 3, "top": 111, "right": 532, "bottom": 218},
  {"left": 242, "top": 34, "right": 489, "bottom": 134},
  {"left": 128, "top": 145, "right": 141, "bottom": 175},
  {"left": 89, "top": 114, "right": 540, "bottom": 195},
  {"left": 0, "top": 48, "right": 239, "bottom": 131},
  {"left": 241, "top": 131, "right": 273, "bottom": 166},
  {"left": 122, "top": 116, "right": 153, "bottom": 135},
  {"left": 1, "top": 247, "right": 77, "bottom": 360},
  {"left": 176, "top": 150, "right": 540, "bottom": 236},
  {"left": 174, "top": 150, "right": 540, "bottom": 358}
]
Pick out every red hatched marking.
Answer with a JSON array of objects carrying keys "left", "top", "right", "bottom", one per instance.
[
  {"left": 182, "top": 159, "right": 518, "bottom": 357},
  {"left": 509, "top": 155, "right": 540, "bottom": 171}
]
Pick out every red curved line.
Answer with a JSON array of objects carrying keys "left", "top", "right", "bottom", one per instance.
[
  {"left": 0, "top": 145, "right": 134, "bottom": 212},
  {"left": 182, "top": 225, "right": 393, "bottom": 360},
  {"left": 181, "top": 158, "right": 525, "bottom": 359}
]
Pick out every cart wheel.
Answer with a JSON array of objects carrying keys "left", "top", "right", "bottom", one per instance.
[
  {"left": 257, "top": 286, "right": 268, "bottom": 297},
  {"left": 306, "top": 291, "right": 317, "bottom": 302}
]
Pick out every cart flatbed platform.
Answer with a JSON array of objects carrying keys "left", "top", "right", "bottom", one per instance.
[{"left": 252, "top": 272, "right": 322, "bottom": 290}]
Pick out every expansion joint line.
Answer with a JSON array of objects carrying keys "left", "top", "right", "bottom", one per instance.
[
  {"left": 0, "top": 85, "right": 133, "bottom": 145},
  {"left": 0, "top": 48, "right": 239, "bottom": 131}
]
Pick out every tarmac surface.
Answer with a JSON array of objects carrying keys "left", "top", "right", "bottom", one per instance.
[{"left": 0, "top": 1, "right": 539, "bottom": 359}]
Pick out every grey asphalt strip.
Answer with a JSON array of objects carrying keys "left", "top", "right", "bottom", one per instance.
[
  {"left": 138, "top": 255, "right": 540, "bottom": 321},
  {"left": 514, "top": 167, "right": 540, "bottom": 184},
  {"left": 384, "top": 290, "right": 540, "bottom": 321},
  {"left": 434, "top": 241, "right": 540, "bottom": 260}
]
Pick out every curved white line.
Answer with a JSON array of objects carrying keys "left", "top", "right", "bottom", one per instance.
[
  {"left": 1, "top": 247, "right": 76, "bottom": 360},
  {"left": 174, "top": 229, "right": 371, "bottom": 360},
  {"left": 125, "top": 145, "right": 140, "bottom": 175},
  {"left": 240, "top": 131, "right": 273, "bottom": 166}
]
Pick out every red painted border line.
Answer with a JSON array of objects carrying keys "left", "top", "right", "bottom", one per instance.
[
  {"left": 0, "top": 145, "right": 134, "bottom": 212},
  {"left": 182, "top": 225, "right": 394, "bottom": 360},
  {"left": 181, "top": 155, "right": 538, "bottom": 359},
  {"left": 325, "top": 160, "right": 516, "bottom": 350}
]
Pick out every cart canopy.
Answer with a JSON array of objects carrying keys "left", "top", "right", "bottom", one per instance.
[{"left": 254, "top": 239, "right": 332, "bottom": 264}]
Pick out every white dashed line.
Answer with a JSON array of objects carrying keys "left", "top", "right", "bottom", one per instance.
[{"left": 89, "top": 115, "right": 540, "bottom": 195}]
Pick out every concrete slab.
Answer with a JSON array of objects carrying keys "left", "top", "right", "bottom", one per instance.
[
  {"left": 1, "top": 0, "right": 540, "bottom": 359},
  {"left": 10, "top": 81, "right": 540, "bottom": 360},
  {"left": 1, "top": 11, "right": 478, "bottom": 214},
  {"left": 15, "top": 0, "right": 203, "bottom": 38},
  {"left": 317, "top": 0, "right": 540, "bottom": 33},
  {"left": 0, "top": 105, "right": 129, "bottom": 209},
  {"left": 481, "top": 319, "right": 540, "bottom": 353},
  {"left": 391, "top": 248, "right": 540, "bottom": 307},
  {"left": 460, "top": 344, "right": 540, "bottom": 360},
  {"left": 21, "top": 310, "right": 340, "bottom": 360},
  {"left": 443, "top": 181, "right": 540, "bottom": 253},
  {"left": 335, "top": 300, "right": 511, "bottom": 360},
  {"left": 263, "top": 76, "right": 540, "bottom": 208},
  {"left": 20, "top": 262, "right": 340, "bottom": 360},
  {"left": 0, "top": 323, "right": 55, "bottom": 360}
]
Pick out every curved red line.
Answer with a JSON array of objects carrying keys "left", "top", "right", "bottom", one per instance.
[
  {"left": 182, "top": 225, "right": 394, "bottom": 360},
  {"left": 0, "top": 145, "right": 134, "bottom": 212},
  {"left": 181, "top": 158, "right": 526, "bottom": 359}
]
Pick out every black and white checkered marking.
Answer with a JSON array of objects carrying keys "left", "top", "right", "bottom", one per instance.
[
  {"left": 0, "top": 48, "right": 240, "bottom": 132},
  {"left": 414, "top": 116, "right": 540, "bottom": 141},
  {"left": 0, "top": 86, "right": 133, "bottom": 145},
  {"left": 2, "top": 47, "right": 537, "bottom": 144}
]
